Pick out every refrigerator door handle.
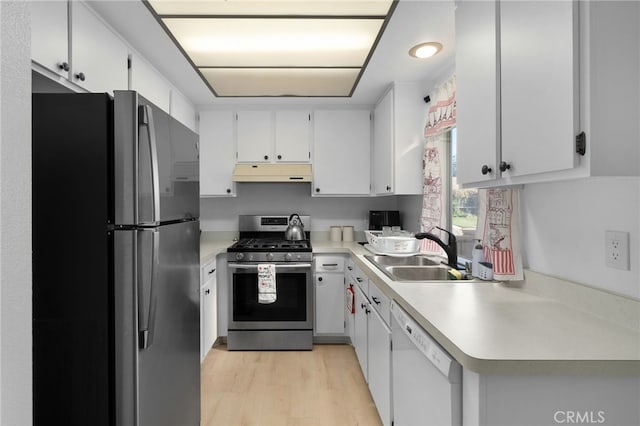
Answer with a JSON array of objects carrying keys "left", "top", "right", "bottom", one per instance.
[
  {"left": 138, "top": 229, "right": 159, "bottom": 350},
  {"left": 138, "top": 105, "right": 161, "bottom": 225}
]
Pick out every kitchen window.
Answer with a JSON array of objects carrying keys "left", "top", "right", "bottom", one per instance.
[{"left": 450, "top": 127, "right": 478, "bottom": 260}]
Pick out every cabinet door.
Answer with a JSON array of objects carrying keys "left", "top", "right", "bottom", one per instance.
[
  {"left": 236, "top": 111, "right": 272, "bottom": 162},
  {"left": 204, "top": 277, "right": 217, "bottom": 357},
  {"left": 201, "top": 280, "right": 215, "bottom": 361},
  {"left": 130, "top": 54, "right": 171, "bottom": 113},
  {"left": 275, "top": 111, "right": 310, "bottom": 162},
  {"left": 199, "top": 111, "right": 236, "bottom": 196},
  {"left": 373, "top": 90, "right": 393, "bottom": 194},
  {"left": 500, "top": 0, "right": 579, "bottom": 177},
  {"left": 455, "top": 0, "right": 499, "bottom": 185},
  {"left": 170, "top": 88, "right": 197, "bottom": 132},
  {"left": 368, "top": 308, "right": 392, "bottom": 426},
  {"left": 313, "top": 110, "right": 371, "bottom": 195},
  {"left": 70, "top": 1, "right": 128, "bottom": 93},
  {"left": 353, "top": 286, "right": 369, "bottom": 381},
  {"left": 314, "top": 274, "right": 345, "bottom": 335},
  {"left": 31, "top": 1, "right": 69, "bottom": 78}
]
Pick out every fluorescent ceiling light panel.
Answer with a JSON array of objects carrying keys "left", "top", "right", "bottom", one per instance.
[
  {"left": 149, "top": 0, "right": 393, "bottom": 16},
  {"left": 145, "top": 0, "right": 396, "bottom": 97},
  {"left": 164, "top": 18, "right": 383, "bottom": 67},
  {"left": 201, "top": 68, "right": 359, "bottom": 96}
]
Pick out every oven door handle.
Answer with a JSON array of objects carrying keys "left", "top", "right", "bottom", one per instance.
[{"left": 228, "top": 263, "right": 312, "bottom": 270}]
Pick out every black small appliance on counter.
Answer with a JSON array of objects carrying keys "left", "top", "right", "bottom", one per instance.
[{"left": 369, "top": 210, "right": 401, "bottom": 230}]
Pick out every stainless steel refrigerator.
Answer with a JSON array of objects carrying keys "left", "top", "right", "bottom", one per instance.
[{"left": 32, "top": 91, "right": 200, "bottom": 426}]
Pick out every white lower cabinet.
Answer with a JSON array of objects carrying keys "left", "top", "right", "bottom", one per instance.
[
  {"left": 463, "top": 369, "right": 640, "bottom": 426},
  {"left": 368, "top": 303, "right": 392, "bottom": 426},
  {"left": 353, "top": 284, "right": 369, "bottom": 380},
  {"left": 351, "top": 268, "right": 392, "bottom": 426},
  {"left": 314, "top": 273, "right": 345, "bottom": 335},
  {"left": 314, "top": 255, "right": 346, "bottom": 336},
  {"left": 200, "top": 259, "right": 217, "bottom": 361}
]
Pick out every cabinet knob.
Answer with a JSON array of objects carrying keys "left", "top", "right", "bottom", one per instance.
[
  {"left": 226, "top": 188, "right": 231, "bottom": 194},
  {"left": 58, "top": 62, "right": 69, "bottom": 71},
  {"left": 386, "top": 185, "right": 391, "bottom": 191},
  {"left": 75, "top": 72, "right": 86, "bottom": 82},
  {"left": 481, "top": 165, "right": 492, "bottom": 175},
  {"left": 372, "top": 296, "right": 380, "bottom": 305},
  {"left": 264, "top": 155, "right": 269, "bottom": 160},
  {"left": 277, "top": 154, "right": 282, "bottom": 160},
  {"left": 205, "top": 289, "right": 210, "bottom": 295},
  {"left": 499, "top": 161, "right": 511, "bottom": 172},
  {"left": 315, "top": 188, "right": 320, "bottom": 193},
  {"left": 365, "top": 308, "right": 371, "bottom": 314},
  {"left": 318, "top": 276, "right": 323, "bottom": 282},
  {"left": 360, "top": 303, "right": 366, "bottom": 309}
]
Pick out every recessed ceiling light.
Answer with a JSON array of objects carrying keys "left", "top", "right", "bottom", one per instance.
[{"left": 408, "top": 42, "right": 443, "bottom": 59}]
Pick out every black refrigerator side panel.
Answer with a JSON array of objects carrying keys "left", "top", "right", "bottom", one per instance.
[{"left": 32, "top": 93, "right": 114, "bottom": 425}]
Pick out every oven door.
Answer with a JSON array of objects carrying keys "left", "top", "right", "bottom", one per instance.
[{"left": 228, "top": 263, "right": 313, "bottom": 330}]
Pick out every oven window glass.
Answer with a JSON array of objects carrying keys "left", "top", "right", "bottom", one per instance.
[{"left": 233, "top": 272, "right": 307, "bottom": 322}]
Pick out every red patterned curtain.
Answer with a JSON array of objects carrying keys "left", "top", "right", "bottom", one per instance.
[{"left": 420, "top": 75, "right": 456, "bottom": 253}]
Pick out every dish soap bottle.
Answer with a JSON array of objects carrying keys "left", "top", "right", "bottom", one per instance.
[{"left": 472, "top": 240, "right": 484, "bottom": 278}]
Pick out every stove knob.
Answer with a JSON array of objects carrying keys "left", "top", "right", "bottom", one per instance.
[
  {"left": 235, "top": 253, "right": 244, "bottom": 261},
  {"left": 284, "top": 253, "right": 293, "bottom": 261},
  {"left": 266, "top": 252, "right": 274, "bottom": 261}
]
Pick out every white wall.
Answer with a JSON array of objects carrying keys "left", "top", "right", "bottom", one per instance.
[
  {"left": 521, "top": 177, "right": 640, "bottom": 299},
  {"left": 1, "top": 0, "right": 32, "bottom": 423},
  {"left": 200, "top": 183, "right": 398, "bottom": 235}
]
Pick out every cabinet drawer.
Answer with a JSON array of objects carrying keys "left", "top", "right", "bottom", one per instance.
[
  {"left": 354, "top": 266, "right": 368, "bottom": 294},
  {"left": 369, "top": 281, "right": 390, "bottom": 326},
  {"left": 314, "top": 256, "right": 345, "bottom": 273},
  {"left": 346, "top": 258, "right": 356, "bottom": 280},
  {"left": 201, "top": 259, "right": 217, "bottom": 285}
]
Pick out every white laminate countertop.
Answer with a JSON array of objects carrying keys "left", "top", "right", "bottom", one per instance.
[{"left": 202, "top": 237, "right": 640, "bottom": 375}]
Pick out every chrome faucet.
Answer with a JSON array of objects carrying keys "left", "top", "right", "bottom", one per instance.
[{"left": 415, "top": 227, "right": 458, "bottom": 269}]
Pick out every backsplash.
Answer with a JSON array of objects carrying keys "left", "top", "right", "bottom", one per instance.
[
  {"left": 200, "top": 183, "right": 398, "bottom": 235},
  {"left": 520, "top": 176, "right": 639, "bottom": 300}
]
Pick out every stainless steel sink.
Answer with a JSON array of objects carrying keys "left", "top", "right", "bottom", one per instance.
[
  {"left": 364, "top": 255, "right": 440, "bottom": 267},
  {"left": 364, "top": 255, "right": 453, "bottom": 281},
  {"left": 384, "top": 266, "right": 450, "bottom": 281}
]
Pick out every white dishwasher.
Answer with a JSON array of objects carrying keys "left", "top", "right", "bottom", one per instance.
[{"left": 391, "top": 301, "right": 462, "bottom": 426}]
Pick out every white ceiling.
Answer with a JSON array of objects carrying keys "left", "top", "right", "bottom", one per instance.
[{"left": 90, "top": 0, "right": 455, "bottom": 107}]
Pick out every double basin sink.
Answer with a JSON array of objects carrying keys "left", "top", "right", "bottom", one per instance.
[{"left": 364, "top": 254, "right": 454, "bottom": 281}]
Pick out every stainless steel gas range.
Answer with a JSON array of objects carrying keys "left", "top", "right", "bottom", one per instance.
[{"left": 227, "top": 215, "right": 313, "bottom": 350}]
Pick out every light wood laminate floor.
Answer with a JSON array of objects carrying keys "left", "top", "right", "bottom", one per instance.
[{"left": 201, "top": 344, "right": 383, "bottom": 426}]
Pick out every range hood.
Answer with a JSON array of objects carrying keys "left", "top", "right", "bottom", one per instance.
[{"left": 232, "top": 163, "right": 312, "bottom": 183}]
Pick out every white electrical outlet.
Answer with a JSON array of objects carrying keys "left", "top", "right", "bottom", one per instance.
[{"left": 605, "top": 231, "right": 630, "bottom": 270}]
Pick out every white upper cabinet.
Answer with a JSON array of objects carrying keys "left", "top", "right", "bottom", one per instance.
[
  {"left": 170, "top": 88, "right": 197, "bottom": 132},
  {"left": 372, "top": 83, "right": 424, "bottom": 195},
  {"left": 70, "top": 1, "right": 128, "bottom": 94},
  {"left": 455, "top": 0, "right": 499, "bottom": 185},
  {"left": 373, "top": 89, "right": 394, "bottom": 195},
  {"left": 236, "top": 111, "right": 273, "bottom": 162},
  {"left": 499, "top": 0, "right": 579, "bottom": 178},
  {"left": 275, "top": 111, "right": 311, "bottom": 162},
  {"left": 456, "top": 1, "right": 639, "bottom": 186},
  {"left": 199, "top": 111, "right": 236, "bottom": 196},
  {"left": 31, "top": 1, "right": 69, "bottom": 78},
  {"left": 456, "top": 0, "right": 579, "bottom": 186},
  {"left": 313, "top": 110, "right": 371, "bottom": 196},
  {"left": 129, "top": 53, "right": 171, "bottom": 113},
  {"left": 236, "top": 111, "right": 310, "bottom": 163}
]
